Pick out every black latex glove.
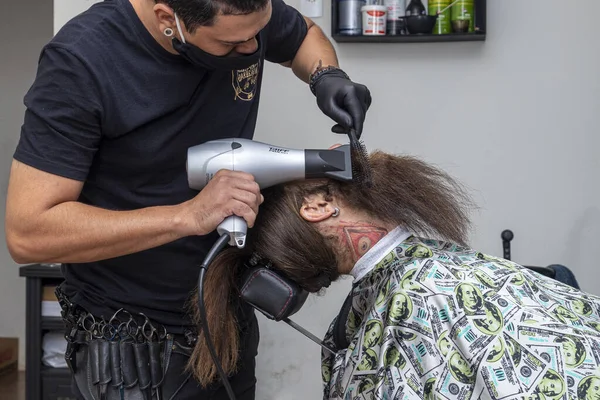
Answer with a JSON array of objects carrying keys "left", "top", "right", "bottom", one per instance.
[{"left": 311, "top": 68, "right": 372, "bottom": 138}]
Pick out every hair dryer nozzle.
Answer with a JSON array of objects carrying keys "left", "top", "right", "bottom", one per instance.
[{"left": 304, "top": 145, "right": 353, "bottom": 182}]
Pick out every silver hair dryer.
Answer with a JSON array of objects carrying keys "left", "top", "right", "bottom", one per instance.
[{"left": 187, "top": 138, "right": 353, "bottom": 248}]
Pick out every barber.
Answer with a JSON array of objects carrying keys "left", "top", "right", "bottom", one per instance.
[{"left": 4, "top": 0, "right": 371, "bottom": 398}]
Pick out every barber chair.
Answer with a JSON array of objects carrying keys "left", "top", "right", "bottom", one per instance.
[{"left": 501, "top": 229, "right": 580, "bottom": 289}]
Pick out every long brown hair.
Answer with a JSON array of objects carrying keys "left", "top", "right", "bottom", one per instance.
[{"left": 185, "top": 150, "right": 475, "bottom": 385}]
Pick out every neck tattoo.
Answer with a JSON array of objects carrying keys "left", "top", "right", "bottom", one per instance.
[{"left": 339, "top": 222, "right": 389, "bottom": 261}]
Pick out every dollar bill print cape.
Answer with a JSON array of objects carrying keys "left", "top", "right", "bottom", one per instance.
[{"left": 321, "top": 227, "right": 600, "bottom": 400}]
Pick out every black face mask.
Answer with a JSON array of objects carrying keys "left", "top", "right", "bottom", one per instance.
[{"left": 172, "top": 14, "right": 263, "bottom": 71}]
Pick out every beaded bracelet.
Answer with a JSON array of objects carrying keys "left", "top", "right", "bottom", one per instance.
[{"left": 309, "top": 64, "right": 350, "bottom": 95}]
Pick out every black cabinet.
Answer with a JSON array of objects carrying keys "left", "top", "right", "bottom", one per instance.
[{"left": 19, "top": 264, "right": 74, "bottom": 400}]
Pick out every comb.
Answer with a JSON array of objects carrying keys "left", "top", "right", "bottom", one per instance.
[{"left": 348, "top": 129, "right": 373, "bottom": 188}]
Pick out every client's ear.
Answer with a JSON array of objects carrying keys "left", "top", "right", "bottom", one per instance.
[{"left": 300, "top": 194, "right": 337, "bottom": 222}]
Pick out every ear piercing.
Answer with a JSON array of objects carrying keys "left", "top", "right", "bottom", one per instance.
[
  {"left": 164, "top": 27, "right": 174, "bottom": 37},
  {"left": 332, "top": 207, "right": 340, "bottom": 217}
]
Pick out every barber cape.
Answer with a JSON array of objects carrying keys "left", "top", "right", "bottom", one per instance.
[{"left": 321, "top": 231, "right": 600, "bottom": 400}]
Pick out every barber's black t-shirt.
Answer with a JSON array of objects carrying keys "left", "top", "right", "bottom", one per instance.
[{"left": 13, "top": 0, "right": 308, "bottom": 332}]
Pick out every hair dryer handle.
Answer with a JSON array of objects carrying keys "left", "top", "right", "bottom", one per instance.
[{"left": 217, "top": 215, "right": 247, "bottom": 248}]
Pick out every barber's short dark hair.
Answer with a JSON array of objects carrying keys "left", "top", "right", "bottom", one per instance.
[{"left": 157, "top": 0, "right": 269, "bottom": 31}]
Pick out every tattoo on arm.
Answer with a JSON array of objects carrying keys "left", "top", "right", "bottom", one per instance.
[{"left": 312, "top": 59, "right": 323, "bottom": 74}]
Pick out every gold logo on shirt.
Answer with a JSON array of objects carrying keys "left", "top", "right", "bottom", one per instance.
[{"left": 232, "top": 62, "right": 260, "bottom": 101}]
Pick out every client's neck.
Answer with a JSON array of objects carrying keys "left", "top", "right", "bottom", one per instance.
[{"left": 332, "top": 217, "right": 397, "bottom": 274}]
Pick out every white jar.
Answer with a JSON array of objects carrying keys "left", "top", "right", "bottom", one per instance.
[{"left": 361, "top": 5, "right": 387, "bottom": 35}]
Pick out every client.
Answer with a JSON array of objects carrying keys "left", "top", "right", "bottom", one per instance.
[{"left": 187, "top": 150, "right": 600, "bottom": 400}]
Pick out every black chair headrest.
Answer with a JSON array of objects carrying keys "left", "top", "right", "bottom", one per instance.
[{"left": 239, "top": 259, "right": 309, "bottom": 322}]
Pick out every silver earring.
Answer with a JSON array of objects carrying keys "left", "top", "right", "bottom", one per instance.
[
  {"left": 164, "top": 28, "right": 174, "bottom": 37},
  {"left": 332, "top": 207, "right": 340, "bottom": 217}
]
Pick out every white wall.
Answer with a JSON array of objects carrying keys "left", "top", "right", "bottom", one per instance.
[
  {"left": 1, "top": 0, "right": 598, "bottom": 398},
  {"left": 0, "top": 0, "right": 53, "bottom": 369},
  {"left": 253, "top": 0, "right": 600, "bottom": 398},
  {"left": 54, "top": 0, "right": 102, "bottom": 34}
]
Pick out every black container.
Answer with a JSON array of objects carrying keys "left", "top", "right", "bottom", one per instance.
[
  {"left": 387, "top": 18, "right": 407, "bottom": 35},
  {"left": 404, "top": 15, "right": 437, "bottom": 34}
]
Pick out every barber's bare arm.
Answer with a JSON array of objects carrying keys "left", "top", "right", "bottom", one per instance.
[
  {"left": 5, "top": 160, "right": 262, "bottom": 264},
  {"left": 282, "top": 17, "right": 339, "bottom": 82},
  {"left": 281, "top": 16, "right": 372, "bottom": 136}
]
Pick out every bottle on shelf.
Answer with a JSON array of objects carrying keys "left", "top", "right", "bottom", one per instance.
[
  {"left": 384, "top": 0, "right": 405, "bottom": 35},
  {"left": 405, "top": 0, "right": 426, "bottom": 16},
  {"left": 338, "top": 0, "right": 366, "bottom": 35},
  {"left": 429, "top": 0, "right": 452, "bottom": 34},
  {"left": 451, "top": 0, "right": 475, "bottom": 32}
]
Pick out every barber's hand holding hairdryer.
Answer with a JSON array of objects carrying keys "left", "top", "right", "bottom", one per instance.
[
  {"left": 179, "top": 169, "right": 263, "bottom": 236},
  {"left": 182, "top": 67, "right": 372, "bottom": 238},
  {"left": 311, "top": 67, "right": 372, "bottom": 138}
]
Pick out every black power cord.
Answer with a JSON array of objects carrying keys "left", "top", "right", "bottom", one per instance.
[{"left": 198, "top": 232, "right": 237, "bottom": 400}]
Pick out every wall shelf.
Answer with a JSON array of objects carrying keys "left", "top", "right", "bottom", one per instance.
[
  {"left": 41, "top": 317, "right": 65, "bottom": 331},
  {"left": 331, "top": 0, "right": 486, "bottom": 43},
  {"left": 332, "top": 32, "right": 485, "bottom": 43}
]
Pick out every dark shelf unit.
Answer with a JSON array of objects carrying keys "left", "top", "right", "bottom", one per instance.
[
  {"left": 41, "top": 317, "right": 65, "bottom": 331},
  {"left": 331, "top": 0, "right": 486, "bottom": 43},
  {"left": 19, "top": 264, "right": 74, "bottom": 400},
  {"left": 332, "top": 32, "right": 485, "bottom": 43}
]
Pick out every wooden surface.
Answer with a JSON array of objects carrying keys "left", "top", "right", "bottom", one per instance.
[{"left": 0, "top": 371, "right": 25, "bottom": 400}]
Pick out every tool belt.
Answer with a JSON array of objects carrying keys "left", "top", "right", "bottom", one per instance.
[{"left": 56, "top": 284, "right": 197, "bottom": 400}]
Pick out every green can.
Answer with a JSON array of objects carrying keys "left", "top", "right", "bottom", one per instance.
[
  {"left": 451, "top": 0, "right": 475, "bottom": 32},
  {"left": 428, "top": 0, "right": 451, "bottom": 35}
]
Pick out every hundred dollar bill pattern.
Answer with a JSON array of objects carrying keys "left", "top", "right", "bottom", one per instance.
[{"left": 321, "top": 235, "right": 600, "bottom": 400}]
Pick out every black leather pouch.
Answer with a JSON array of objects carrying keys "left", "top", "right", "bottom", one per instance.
[
  {"left": 120, "top": 340, "right": 138, "bottom": 388},
  {"left": 89, "top": 339, "right": 101, "bottom": 386},
  {"left": 133, "top": 342, "right": 151, "bottom": 392},
  {"left": 109, "top": 341, "right": 123, "bottom": 388},
  {"left": 98, "top": 340, "right": 111, "bottom": 399},
  {"left": 148, "top": 341, "right": 164, "bottom": 390}
]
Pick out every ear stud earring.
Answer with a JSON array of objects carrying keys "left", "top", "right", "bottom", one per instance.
[
  {"left": 164, "top": 27, "right": 174, "bottom": 37},
  {"left": 332, "top": 207, "right": 340, "bottom": 217}
]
